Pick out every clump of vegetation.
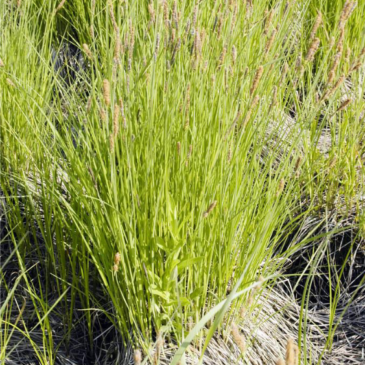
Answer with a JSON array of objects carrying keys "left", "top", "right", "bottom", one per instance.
[{"left": 1, "top": 0, "right": 364, "bottom": 364}]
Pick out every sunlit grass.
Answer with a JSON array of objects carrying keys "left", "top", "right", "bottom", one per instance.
[{"left": 1, "top": 0, "right": 365, "bottom": 363}]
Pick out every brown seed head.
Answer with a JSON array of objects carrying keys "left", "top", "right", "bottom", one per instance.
[
  {"left": 328, "top": 51, "right": 342, "bottom": 82},
  {"left": 82, "top": 44, "right": 93, "bottom": 59},
  {"left": 295, "top": 55, "right": 302, "bottom": 71},
  {"left": 270, "top": 85, "right": 278, "bottom": 108},
  {"left": 350, "top": 61, "right": 362, "bottom": 73},
  {"left": 114, "top": 34, "right": 121, "bottom": 62},
  {"left": 134, "top": 349, "right": 142, "bottom": 365},
  {"left": 232, "top": 45, "right": 237, "bottom": 65},
  {"left": 295, "top": 156, "right": 302, "bottom": 171},
  {"left": 185, "top": 144, "right": 193, "bottom": 166},
  {"left": 6, "top": 78, "right": 15, "bottom": 87},
  {"left": 218, "top": 46, "right": 227, "bottom": 67},
  {"left": 264, "top": 9, "right": 274, "bottom": 35},
  {"left": 192, "top": 6, "right": 198, "bottom": 28},
  {"left": 162, "top": 0, "right": 169, "bottom": 25},
  {"left": 119, "top": 98, "right": 127, "bottom": 129},
  {"left": 113, "top": 263, "right": 119, "bottom": 272},
  {"left": 187, "top": 316, "right": 194, "bottom": 331},
  {"left": 276, "top": 178, "right": 285, "bottom": 196},
  {"left": 102, "top": 79, "right": 111, "bottom": 106},
  {"left": 329, "top": 36, "right": 335, "bottom": 48},
  {"left": 172, "top": 1, "right": 178, "bottom": 26},
  {"left": 306, "top": 37, "right": 320, "bottom": 62},
  {"left": 337, "top": 98, "right": 352, "bottom": 112},
  {"left": 280, "top": 62, "right": 289, "bottom": 84},
  {"left": 194, "top": 30, "right": 202, "bottom": 56},
  {"left": 339, "top": 1, "right": 357, "bottom": 29},
  {"left": 250, "top": 66, "right": 264, "bottom": 95},
  {"left": 293, "top": 344, "right": 300, "bottom": 365},
  {"left": 324, "top": 75, "right": 345, "bottom": 100},
  {"left": 227, "top": 143, "right": 232, "bottom": 163},
  {"left": 276, "top": 357, "right": 285, "bottom": 365},
  {"left": 231, "top": 322, "right": 246, "bottom": 353},
  {"left": 327, "top": 70, "right": 335, "bottom": 84},
  {"left": 100, "top": 108, "right": 107, "bottom": 122},
  {"left": 55, "top": 0, "right": 66, "bottom": 13},
  {"left": 265, "top": 28, "right": 277, "bottom": 55},
  {"left": 337, "top": 28, "right": 345, "bottom": 53},
  {"left": 109, "top": 1, "right": 118, "bottom": 32},
  {"left": 156, "top": 333, "right": 164, "bottom": 354},
  {"left": 310, "top": 11, "right": 322, "bottom": 42},
  {"left": 113, "top": 103, "right": 120, "bottom": 137},
  {"left": 329, "top": 156, "right": 337, "bottom": 169},
  {"left": 242, "top": 95, "right": 260, "bottom": 128},
  {"left": 114, "top": 252, "right": 121, "bottom": 265},
  {"left": 203, "top": 201, "right": 217, "bottom": 218},
  {"left": 177, "top": 141, "right": 181, "bottom": 154},
  {"left": 345, "top": 46, "right": 351, "bottom": 63},
  {"left": 239, "top": 305, "right": 247, "bottom": 318},
  {"left": 110, "top": 134, "right": 115, "bottom": 151},
  {"left": 286, "top": 338, "right": 296, "bottom": 365},
  {"left": 0, "top": 58, "right": 4, "bottom": 67},
  {"left": 155, "top": 33, "right": 160, "bottom": 58}
]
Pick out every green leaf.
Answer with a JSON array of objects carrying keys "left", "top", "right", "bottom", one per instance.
[
  {"left": 189, "top": 286, "right": 204, "bottom": 300},
  {"left": 177, "top": 256, "right": 204, "bottom": 271},
  {"left": 150, "top": 285, "right": 171, "bottom": 301}
]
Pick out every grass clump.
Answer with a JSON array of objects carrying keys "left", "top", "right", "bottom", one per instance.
[{"left": 1, "top": 0, "right": 365, "bottom": 364}]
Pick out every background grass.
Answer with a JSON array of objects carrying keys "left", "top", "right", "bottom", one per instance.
[{"left": 1, "top": 0, "right": 365, "bottom": 363}]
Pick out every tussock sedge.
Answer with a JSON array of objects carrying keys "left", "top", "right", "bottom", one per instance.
[{"left": 1, "top": 0, "right": 365, "bottom": 364}]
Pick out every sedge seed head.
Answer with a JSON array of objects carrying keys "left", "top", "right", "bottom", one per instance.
[
  {"left": 232, "top": 45, "right": 237, "bottom": 65},
  {"left": 310, "top": 11, "right": 322, "bottom": 42},
  {"left": 55, "top": 0, "right": 66, "bottom": 13},
  {"left": 337, "top": 28, "right": 345, "bottom": 53},
  {"left": 113, "top": 103, "right": 120, "bottom": 136},
  {"left": 231, "top": 322, "right": 246, "bottom": 353},
  {"left": 327, "top": 70, "right": 335, "bottom": 84},
  {"left": 0, "top": 58, "right": 4, "bottom": 67},
  {"left": 306, "top": 37, "right": 320, "bottom": 62},
  {"left": 203, "top": 200, "right": 217, "bottom": 218},
  {"left": 265, "top": 28, "right": 277, "bottom": 54},
  {"left": 114, "top": 252, "right": 121, "bottom": 265},
  {"left": 185, "top": 144, "right": 193, "bottom": 166},
  {"left": 100, "top": 107, "right": 106, "bottom": 122},
  {"left": 6, "top": 78, "right": 15, "bottom": 87},
  {"left": 276, "top": 357, "right": 285, "bottom": 365},
  {"left": 295, "top": 156, "right": 302, "bottom": 171},
  {"left": 134, "top": 349, "right": 142, "bottom": 365},
  {"left": 83, "top": 44, "right": 93, "bottom": 59},
  {"left": 241, "top": 95, "right": 260, "bottom": 129},
  {"left": 276, "top": 178, "right": 285, "bottom": 196},
  {"left": 218, "top": 45, "right": 227, "bottom": 66},
  {"left": 339, "top": 1, "right": 357, "bottom": 29},
  {"left": 239, "top": 305, "right": 246, "bottom": 318},
  {"left": 109, "top": 134, "right": 115, "bottom": 151},
  {"left": 270, "top": 85, "right": 278, "bottom": 108},
  {"left": 264, "top": 9, "right": 274, "bottom": 35},
  {"left": 148, "top": 3, "right": 155, "bottom": 22},
  {"left": 250, "top": 66, "right": 264, "bottom": 95},
  {"left": 102, "top": 79, "right": 111, "bottom": 107},
  {"left": 350, "top": 62, "right": 362, "bottom": 72},
  {"left": 286, "top": 338, "right": 296, "bottom": 365},
  {"left": 337, "top": 98, "right": 351, "bottom": 112}
]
